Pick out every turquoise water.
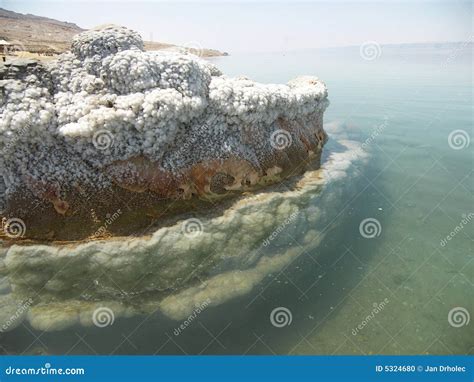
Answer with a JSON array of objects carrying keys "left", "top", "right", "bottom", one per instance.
[{"left": 1, "top": 44, "right": 472, "bottom": 355}]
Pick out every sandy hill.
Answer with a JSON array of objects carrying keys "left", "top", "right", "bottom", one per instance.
[{"left": 0, "top": 8, "right": 226, "bottom": 57}]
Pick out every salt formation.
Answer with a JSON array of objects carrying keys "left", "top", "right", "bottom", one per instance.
[
  {"left": 0, "top": 25, "right": 328, "bottom": 239},
  {"left": 0, "top": 25, "right": 335, "bottom": 333},
  {"left": 0, "top": 140, "right": 368, "bottom": 332}
]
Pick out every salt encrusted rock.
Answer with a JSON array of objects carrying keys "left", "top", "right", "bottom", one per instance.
[
  {"left": 2, "top": 141, "right": 368, "bottom": 330},
  {"left": 71, "top": 24, "right": 144, "bottom": 60},
  {"left": 0, "top": 25, "right": 329, "bottom": 241}
]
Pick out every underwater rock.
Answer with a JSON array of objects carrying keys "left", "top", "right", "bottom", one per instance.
[
  {"left": 0, "top": 141, "right": 368, "bottom": 331},
  {"left": 0, "top": 25, "right": 329, "bottom": 242}
]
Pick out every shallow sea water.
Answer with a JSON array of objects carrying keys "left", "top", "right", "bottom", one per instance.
[{"left": 1, "top": 44, "right": 472, "bottom": 355}]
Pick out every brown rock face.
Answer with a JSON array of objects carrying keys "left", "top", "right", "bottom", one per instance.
[
  {"left": 106, "top": 115, "right": 327, "bottom": 198},
  {"left": 1, "top": 115, "right": 327, "bottom": 243}
]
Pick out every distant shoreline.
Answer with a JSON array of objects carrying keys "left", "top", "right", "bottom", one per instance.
[{"left": 0, "top": 7, "right": 229, "bottom": 59}]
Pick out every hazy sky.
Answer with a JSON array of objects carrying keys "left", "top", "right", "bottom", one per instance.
[{"left": 2, "top": 1, "right": 472, "bottom": 53}]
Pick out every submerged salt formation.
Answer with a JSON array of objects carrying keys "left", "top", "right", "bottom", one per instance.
[
  {"left": 0, "top": 139, "right": 368, "bottom": 332},
  {"left": 0, "top": 25, "right": 328, "bottom": 241}
]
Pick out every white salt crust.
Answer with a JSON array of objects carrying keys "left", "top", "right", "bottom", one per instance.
[{"left": 0, "top": 25, "right": 328, "bottom": 198}]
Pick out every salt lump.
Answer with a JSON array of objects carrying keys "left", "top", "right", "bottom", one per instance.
[
  {"left": 71, "top": 25, "right": 144, "bottom": 60},
  {"left": 0, "top": 25, "right": 328, "bottom": 235}
]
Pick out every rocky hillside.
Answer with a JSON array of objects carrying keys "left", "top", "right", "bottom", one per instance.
[
  {"left": 0, "top": 8, "right": 84, "bottom": 52},
  {"left": 0, "top": 8, "right": 226, "bottom": 56}
]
